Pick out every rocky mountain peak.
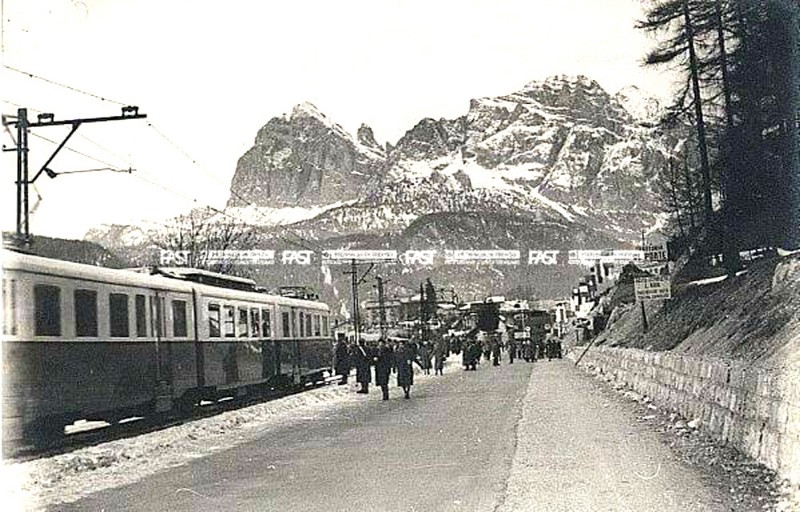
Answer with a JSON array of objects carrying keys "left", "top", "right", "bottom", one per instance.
[
  {"left": 223, "top": 74, "right": 674, "bottom": 243},
  {"left": 228, "top": 103, "right": 384, "bottom": 208},
  {"left": 357, "top": 123, "right": 382, "bottom": 151},
  {"left": 291, "top": 102, "right": 330, "bottom": 124},
  {"left": 614, "top": 85, "right": 662, "bottom": 124}
]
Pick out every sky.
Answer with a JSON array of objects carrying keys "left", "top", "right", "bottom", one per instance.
[{"left": 1, "top": 0, "right": 678, "bottom": 240}]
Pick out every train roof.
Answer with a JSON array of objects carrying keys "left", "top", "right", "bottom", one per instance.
[{"left": 2, "top": 250, "right": 329, "bottom": 311}]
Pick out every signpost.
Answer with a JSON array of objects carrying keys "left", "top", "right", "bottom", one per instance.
[
  {"left": 634, "top": 276, "right": 672, "bottom": 301},
  {"left": 634, "top": 276, "right": 671, "bottom": 333}
]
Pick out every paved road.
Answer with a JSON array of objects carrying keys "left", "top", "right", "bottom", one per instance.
[
  {"left": 59, "top": 359, "right": 534, "bottom": 511},
  {"left": 499, "top": 360, "right": 730, "bottom": 511},
  {"left": 57, "top": 358, "right": 735, "bottom": 512}
]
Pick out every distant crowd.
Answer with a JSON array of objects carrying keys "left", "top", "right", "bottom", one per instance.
[{"left": 332, "top": 329, "right": 563, "bottom": 400}]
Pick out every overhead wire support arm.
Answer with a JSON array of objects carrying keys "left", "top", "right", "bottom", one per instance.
[{"left": 3, "top": 106, "right": 148, "bottom": 247}]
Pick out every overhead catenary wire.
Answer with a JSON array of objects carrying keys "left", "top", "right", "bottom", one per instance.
[
  {"left": 4, "top": 76, "right": 326, "bottom": 254},
  {"left": 27, "top": 129, "right": 317, "bottom": 252},
  {"left": 3, "top": 64, "right": 128, "bottom": 106}
]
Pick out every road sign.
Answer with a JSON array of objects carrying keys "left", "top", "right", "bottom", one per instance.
[
  {"left": 634, "top": 276, "right": 671, "bottom": 301},
  {"left": 640, "top": 242, "right": 668, "bottom": 261}
]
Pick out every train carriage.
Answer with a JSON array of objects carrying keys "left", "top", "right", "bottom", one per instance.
[{"left": 1, "top": 250, "right": 332, "bottom": 449}]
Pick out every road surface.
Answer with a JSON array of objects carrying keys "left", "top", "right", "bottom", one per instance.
[{"left": 58, "top": 358, "right": 734, "bottom": 511}]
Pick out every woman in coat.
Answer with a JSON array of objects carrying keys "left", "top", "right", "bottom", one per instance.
[
  {"left": 395, "top": 340, "right": 415, "bottom": 399},
  {"left": 374, "top": 340, "right": 394, "bottom": 400},
  {"left": 352, "top": 342, "right": 372, "bottom": 394}
]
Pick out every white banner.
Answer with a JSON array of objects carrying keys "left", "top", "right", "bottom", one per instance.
[
  {"left": 444, "top": 250, "right": 520, "bottom": 265},
  {"left": 321, "top": 249, "right": 398, "bottom": 264}
]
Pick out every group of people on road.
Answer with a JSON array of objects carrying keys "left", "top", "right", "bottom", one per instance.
[
  {"left": 458, "top": 330, "right": 563, "bottom": 370},
  {"left": 333, "top": 330, "right": 563, "bottom": 399},
  {"left": 333, "top": 335, "right": 449, "bottom": 400}
]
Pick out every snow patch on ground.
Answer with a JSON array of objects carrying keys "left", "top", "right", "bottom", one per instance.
[
  {"left": 1, "top": 358, "right": 463, "bottom": 510},
  {"left": 530, "top": 186, "right": 575, "bottom": 222}
]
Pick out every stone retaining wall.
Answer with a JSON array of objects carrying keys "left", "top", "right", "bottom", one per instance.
[{"left": 570, "top": 346, "right": 800, "bottom": 485}]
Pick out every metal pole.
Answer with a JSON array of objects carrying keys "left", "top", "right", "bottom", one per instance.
[
  {"left": 22, "top": 112, "right": 30, "bottom": 243},
  {"left": 640, "top": 300, "right": 649, "bottom": 333},
  {"left": 351, "top": 259, "right": 360, "bottom": 345},
  {"left": 15, "top": 108, "right": 28, "bottom": 245},
  {"left": 376, "top": 276, "right": 387, "bottom": 341}
]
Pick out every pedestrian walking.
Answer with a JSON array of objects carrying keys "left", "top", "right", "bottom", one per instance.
[
  {"left": 462, "top": 338, "right": 480, "bottom": 371},
  {"left": 507, "top": 336, "right": 517, "bottom": 364},
  {"left": 522, "top": 340, "right": 533, "bottom": 362},
  {"left": 490, "top": 334, "right": 501, "bottom": 366},
  {"left": 395, "top": 339, "right": 415, "bottom": 398},
  {"left": 433, "top": 336, "right": 447, "bottom": 375},
  {"left": 352, "top": 342, "right": 372, "bottom": 394},
  {"left": 333, "top": 335, "right": 350, "bottom": 385},
  {"left": 419, "top": 341, "right": 432, "bottom": 375},
  {"left": 373, "top": 339, "right": 394, "bottom": 401}
]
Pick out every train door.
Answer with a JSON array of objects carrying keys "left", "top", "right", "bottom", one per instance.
[
  {"left": 291, "top": 307, "right": 301, "bottom": 384},
  {"left": 150, "top": 292, "right": 172, "bottom": 412}
]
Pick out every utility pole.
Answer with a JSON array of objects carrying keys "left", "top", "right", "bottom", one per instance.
[
  {"left": 375, "top": 275, "right": 387, "bottom": 342},
  {"left": 3, "top": 106, "right": 146, "bottom": 247},
  {"left": 344, "top": 259, "right": 360, "bottom": 345},
  {"left": 419, "top": 282, "right": 426, "bottom": 341},
  {"left": 342, "top": 259, "right": 375, "bottom": 345}
]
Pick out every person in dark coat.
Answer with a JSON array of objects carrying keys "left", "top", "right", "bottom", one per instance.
[
  {"left": 490, "top": 334, "right": 501, "bottom": 366},
  {"left": 507, "top": 335, "right": 517, "bottom": 364},
  {"left": 419, "top": 341, "right": 432, "bottom": 375},
  {"left": 352, "top": 342, "right": 372, "bottom": 394},
  {"left": 433, "top": 336, "right": 447, "bottom": 375},
  {"left": 462, "top": 338, "right": 480, "bottom": 371},
  {"left": 395, "top": 340, "right": 415, "bottom": 398},
  {"left": 373, "top": 339, "right": 394, "bottom": 400},
  {"left": 333, "top": 336, "right": 350, "bottom": 385}
]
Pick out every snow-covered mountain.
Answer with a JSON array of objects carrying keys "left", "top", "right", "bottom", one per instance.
[
  {"left": 224, "top": 74, "right": 672, "bottom": 243},
  {"left": 86, "top": 75, "right": 676, "bottom": 299}
]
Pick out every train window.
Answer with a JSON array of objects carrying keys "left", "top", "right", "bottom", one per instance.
[
  {"left": 322, "top": 316, "right": 329, "bottom": 337},
  {"left": 224, "top": 306, "right": 235, "bottom": 337},
  {"left": 74, "top": 289, "right": 98, "bottom": 337},
  {"left": 314, "top": 314, "right": 321, "bottom": 337},
  {"left": 298, "top": 312, "right": 305, "bottom": 338},
  {"left": 135, "top": 295, "right": 147, "bottom": 337},
  {"left": 250, "top": 308, "right": 260, "bottom": 337},
  {"left": 282, "top": 311, "right": 290, "bottom": 337},
  {"left": 261, "top": 308, "right": 271, "bottom": 338},
  {"left": 109, "top": 293, "right": 130, "bottom": 337},
  {"left": 172, "top": 300, "right": 188, "bottom": 337},
  {"left": 306, "top": 313, "right": 313, "bottom": 337},
  {"left": 34, "top": 284, "right": 61, "bottom": 336},
  {"left": 208, "top": 303, "right": 221, "bottom": 337},
  {"left": 238, "top": 308, "right": 248, "bottom": 337},
  {"left": 2, "top": 278, "right": 17, "bottom": 336}
]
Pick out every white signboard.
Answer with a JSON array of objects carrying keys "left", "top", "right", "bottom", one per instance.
[
  {"left": 641, "top": 242, "right": 668, "bottom": 262},
  {"left": 321, "top": 250, "right": 397, "bottom": 264},
  {"left": 444, "top": 250, "right": 520, "bottom": 265},
  {"left": 634, "top": 276, "right": 671, "bottom": 301}
]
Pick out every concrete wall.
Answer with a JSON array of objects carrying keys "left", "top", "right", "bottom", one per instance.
[{"left": 571, "top": 346, "right": 800, "bottom": 485}]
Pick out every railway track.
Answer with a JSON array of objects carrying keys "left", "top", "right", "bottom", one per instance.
[{"left": 7, "top": 380, "right": 335, "bottom": 463}]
